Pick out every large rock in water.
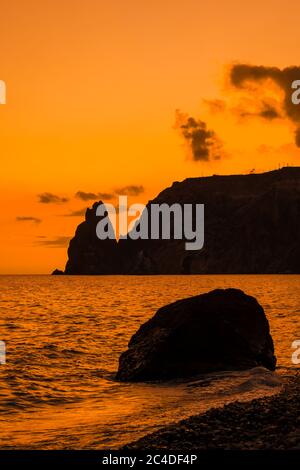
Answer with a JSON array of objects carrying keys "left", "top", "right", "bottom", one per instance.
[{"left": 116, "top": 289, "right": 276, "bottom": 381}]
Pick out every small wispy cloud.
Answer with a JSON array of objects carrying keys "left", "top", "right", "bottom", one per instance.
[
  {"left": 75, "top": 191, "right": 115, "bottom": 201},
  {"left": 61, "top": 208, "right": 87, "bottom": 217},
  {"left": 16, "top": 216, "right": 41, "bottom": 224},
  {"left": 76, "top": 186, "right": 144, "bottom": 200},
  {"left": 38, "top": 193, "right": 69, "bottom": 204},
  {"left": 35, "top": 236, "right": 71, "bottom": 247},
  {"left": 115, "top": 185, "right": 144, "bottom": 196},
  {"left": 203, "top": 99, "right": 227, "bottom": 114}
]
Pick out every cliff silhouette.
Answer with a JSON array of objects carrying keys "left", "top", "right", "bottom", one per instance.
[{"left": 55, "top": 167, "right": 300, "bottom": 275}]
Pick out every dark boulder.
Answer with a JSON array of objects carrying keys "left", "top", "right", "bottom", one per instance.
[{"left": 116, "top": 289, "right": 276, "bottom": 381}]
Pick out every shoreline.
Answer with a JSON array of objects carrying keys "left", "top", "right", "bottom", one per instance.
[{"left": 123, "top": 373, "right": 300, "bottom": 451}]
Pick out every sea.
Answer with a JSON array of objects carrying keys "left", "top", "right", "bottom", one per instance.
[{"left": 0, "top": 274, "right": 299, "bottom": 449}]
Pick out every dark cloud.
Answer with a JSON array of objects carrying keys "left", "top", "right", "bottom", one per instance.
[
  {"left": 16, "top": 216, "right": 41, "bottom": 224},
  {"left": 62, "top": 208, "right": 87, "bottom": 217},
  {"left": 175, "top": 109, "right": 225, "bottom": 162},
  {"left": 230, "top": 64, "right": 300, "bottom": 146},
  {"left": 38, "top": 193, "right": 69, "bottom": 204},
  {"left": 75, "top": 191, "right": 115, "bottom": 201},
  {"left": 35, "top": 236, "right": 71, "bottom": 247},
  {"left": 115, "top": 185, "right": 144, "bottom": 196}
]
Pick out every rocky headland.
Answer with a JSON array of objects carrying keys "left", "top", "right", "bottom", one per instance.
[{"left": 54, "top": 167, "right": 300, "bottom": 275}]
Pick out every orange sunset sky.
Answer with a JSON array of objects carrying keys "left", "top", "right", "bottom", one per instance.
[{"left": 1, "top": 0, "right": 300, "bottom": 274}]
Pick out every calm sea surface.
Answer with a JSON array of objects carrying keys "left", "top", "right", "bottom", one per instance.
[{"left": 0, "top": 275, "right": 299, "bottom": 449}]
